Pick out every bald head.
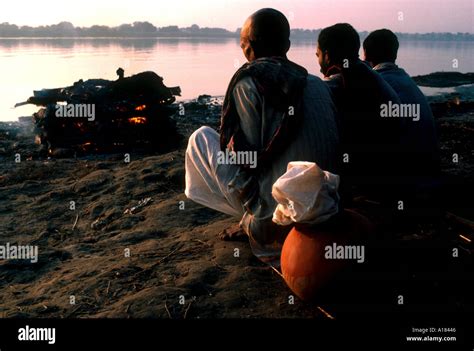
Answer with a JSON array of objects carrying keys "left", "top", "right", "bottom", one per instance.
[{"left": 240, "top": 8, "right": 291, "bottom": 62}]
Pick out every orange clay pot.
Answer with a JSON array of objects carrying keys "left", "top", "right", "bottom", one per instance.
[{"left": 280, "top": 209, "right": 373, "bottom": 301}]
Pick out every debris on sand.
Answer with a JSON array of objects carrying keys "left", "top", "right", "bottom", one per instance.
[{"left": 124, "top": 197, "right": 154, "bottom": 215}]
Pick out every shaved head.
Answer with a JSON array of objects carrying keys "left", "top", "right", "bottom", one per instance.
[{"left": 240, "top": 8, "right": 291, "bottom": 61}]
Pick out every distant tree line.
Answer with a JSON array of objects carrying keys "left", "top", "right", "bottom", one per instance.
[{"left": 0, "top": 21, "right": 472, "bottom": 40}]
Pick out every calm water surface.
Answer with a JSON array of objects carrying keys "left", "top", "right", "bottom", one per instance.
[{"left": 0, "top": 38, "right": 473, "bottom": 121}]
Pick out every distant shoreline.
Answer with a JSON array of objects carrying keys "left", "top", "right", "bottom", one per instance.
[
  {"left": 1, "top": 37, "right": 474, "bottom": 42},
  {"left": 0, "top": 36, "right": 240, "bottom": 40},
  {"left": 0, "top": 36, "right": 473, "bottom": 42},
  {"left": 0, "top": 22, "right": 472, "bottom": 40}
]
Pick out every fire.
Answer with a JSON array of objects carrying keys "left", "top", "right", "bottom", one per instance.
[
  {"left": 128, "top": 117, "right": 147, "bottom": 124},
  {"left": 79, "top": 142, "right": 93, "bottom": 150},
  {"left": 79, "top": 142, "right": 94, "bottom": 152},
  {"left": 135, "top": 105, "right": 147, "bottom": 111}
]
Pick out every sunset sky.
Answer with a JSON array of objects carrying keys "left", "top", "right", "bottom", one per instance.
[{"left": 1, "top": 0, "right": 473, "bottom": 33}]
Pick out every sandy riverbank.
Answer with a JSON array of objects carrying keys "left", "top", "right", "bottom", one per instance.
[{"left": 0, "top": 91, "right": 473, "bottom": 318}]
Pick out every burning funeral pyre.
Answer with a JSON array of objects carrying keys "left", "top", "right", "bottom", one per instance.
[{"left": 17, "top": 69, "right": 182, "bottom": 156}]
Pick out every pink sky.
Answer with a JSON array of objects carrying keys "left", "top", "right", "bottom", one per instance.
[{"left": 1, "top": 0, "right": 472, "bottom": 33}]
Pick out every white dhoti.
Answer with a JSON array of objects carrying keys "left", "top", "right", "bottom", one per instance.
[
  {"left": 185, "top": 126, "right": 290, "bottom": 264},
  {"left": 185, "top": 126, "right": 245, "bottom": 218},
  {"left": 184, "top": 73, "right": 340, "bottom": 264}
]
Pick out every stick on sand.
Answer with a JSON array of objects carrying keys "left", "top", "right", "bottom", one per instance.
[{"left": 72, "top": 214, "right": 79, "bottom": 230}]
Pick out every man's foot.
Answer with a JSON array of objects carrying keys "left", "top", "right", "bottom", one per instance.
[{"left": 219, "top": 224, "right": 248, "bottom": 242}]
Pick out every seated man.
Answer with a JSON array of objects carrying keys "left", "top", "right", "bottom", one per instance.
[
  {"left": 316, "top": 23, "right": 402, "bottom": 207},
  {"left": 363, "top": 29, "right": 440, "bottom": 199},
  {"left": 185, "top": 8, "right": 339, "bottom": 263}
]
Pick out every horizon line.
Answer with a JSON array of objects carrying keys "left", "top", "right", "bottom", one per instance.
[{"left": 1, "top": 21, "right": 473, "bottom": 35}]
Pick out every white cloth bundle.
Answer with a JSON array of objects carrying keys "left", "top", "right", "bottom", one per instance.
[{"left": 272, "top": 161, "right": 340, "bottom": 226}]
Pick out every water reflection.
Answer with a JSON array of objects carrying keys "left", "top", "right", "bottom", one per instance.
[
  {"left": 0, "top": 37, "right": 240, "bottom": 50},
  {"left": 0, "top": 38, "right": 473, "bottom": 121}
]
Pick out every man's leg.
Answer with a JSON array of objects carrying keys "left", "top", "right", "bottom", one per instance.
[{"left": 185, "top": 126, "right": 245, "bottom": 218}]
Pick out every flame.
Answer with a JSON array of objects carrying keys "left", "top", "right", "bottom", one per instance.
[
  {"left": 79, "top": 142, "right": 93, "bottom": 152},
  {"left": 135, "top": 105, "right": 147, "bottom": 111},
  {"left": 128, "top": 117, "right": 147, "bottom": 124}
]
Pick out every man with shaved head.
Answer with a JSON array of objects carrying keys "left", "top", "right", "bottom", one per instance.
[
  {"left": 239, "top": 8, "right": 290, "bottom": 61},
  {"left": 185, "top": 8, "right": 339, "bottom": 263}
]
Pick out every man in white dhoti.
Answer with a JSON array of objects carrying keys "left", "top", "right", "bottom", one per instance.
[{"left": 185, "top": 8, "right": 339, "bottom": 263}]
